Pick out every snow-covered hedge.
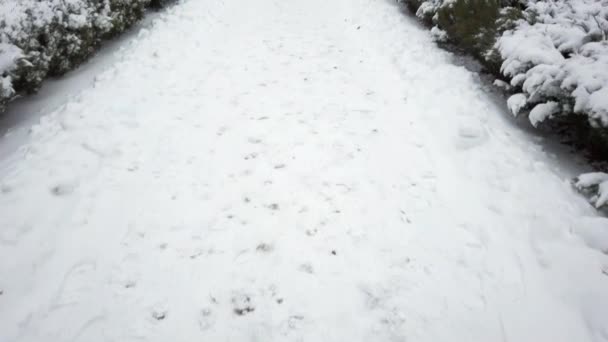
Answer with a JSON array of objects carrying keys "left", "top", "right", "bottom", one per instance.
[
  {"left": 403, "top": 0, "right": 523, "bottom": 72},
  {"left": 0, "top": 0, "right": 169, "bottom": 113},
  {"left": 575, "top": 172, "right": 608, "bottom": 209},
  {"left": 500, "top": 0, "right": 608, "bottom": 128},
  {"left": 401, "top": 0, "right": 608, "bottom": 129},
  {"left": 401, "top": 0, "right": 608, "bottom": 207}
]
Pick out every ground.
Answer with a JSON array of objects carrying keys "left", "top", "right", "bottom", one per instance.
[{"left": 1, "top": 0, "right": 607, "bottom": 341}]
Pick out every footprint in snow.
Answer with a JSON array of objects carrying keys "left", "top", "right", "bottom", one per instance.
[
  {"left": 244, "top": 152, "right": 258, "bottom": 160},
  {"left": 247, "top": 137, "right": 262, "bottom": 144},
  {"left": 50, "top": 181, "right": 78, "bottom": 196},
  {"left": 1, "top": 183, "right": 12, "bottom": 194},
  {"left": 151, "top": 310, "right": 167, "bottom": 321},
  {"left": 454, "top": 121, "right": 487, "bottom": 149},
  {"left": 198, "top": 308, "right": 215, "bottom": 330},
  {"left": 256, "top": 242, "right": 274, "bottom": 253},
  {"left": 287, "top": 315, "right": 304, "bottom": 329},
  {"left": 298, "top": 263, "right": 314, "bottom": 274},
  {"left": 279, "top": 315, "right": 305, "bottom": 334},
  {"left": 0, "top": 223, "right": 34, "bottom": 246},
  {"left": 217, "top": 126, "right": 228, "bottom": 136},
  {"left": 305, "top": 228, "right": 318, "bottom": 236},
  {"left": 52, "top": 260, "right": 97, "bottom": 309},
  {"left": 197, "top": 296, "right": 219, "bottom": 331},
  {"left": 150, "top": 302, "right": 169, "bottom": 322},
  {"left": 232, "top": 293, "right": 255, "bottom": 316}
]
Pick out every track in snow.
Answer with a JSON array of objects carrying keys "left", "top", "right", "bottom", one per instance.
[{"left": 1, "top": 0, "right": 607, "bottom": 341}]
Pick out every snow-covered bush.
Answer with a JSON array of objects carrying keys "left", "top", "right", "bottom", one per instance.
[
  {"left": 0, "top": 0, "right": 171, "bottom": 113},
  {"left": 575, "top": 172, "right": 608, "bottom": 209},
  {"left": 401, "top": 0, "right": 608, "bottom": 130},
  {"left": 0, "top": 42, "right": 21, "bottom": 109},
  {"left": 436, "top": 0, "right": 522, "bottom": 72},
  {"left": 499, "top": 0, "right": 608, "bottom": 129},
  {"left": 401, "top": 0, "right": 608, "bottom": 207},
  {"left": 400, "top": 0, "right": 523, "bottom": 73},
  {"left": 498, "top": 0, "right": 608, "bottom": 172}
]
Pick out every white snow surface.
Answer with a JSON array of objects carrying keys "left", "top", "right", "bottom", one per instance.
[
  {"left": 578, "top": 216, "right": 608, "bottom": 253},
  {"left": 1, "top": 0, "right": 608, "bottom": 341}
]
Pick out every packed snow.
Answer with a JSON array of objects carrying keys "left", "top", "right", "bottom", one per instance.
[{"left": 1, "top": 0, "right": 608, "bottom": 341}]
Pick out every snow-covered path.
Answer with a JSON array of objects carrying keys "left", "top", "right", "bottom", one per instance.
[{"left": 1, "top": 0, "right": 608, "bottom": 341}]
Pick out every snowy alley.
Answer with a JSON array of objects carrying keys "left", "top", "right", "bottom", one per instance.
[{"left": 1, "top": 0, "right": 608, "bottom": 341}]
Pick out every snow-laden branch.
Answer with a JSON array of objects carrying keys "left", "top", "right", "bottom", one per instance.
[{"left": 574, "top": 172, "right": 608, "bottom": 208}]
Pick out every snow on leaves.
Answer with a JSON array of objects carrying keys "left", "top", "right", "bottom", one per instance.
[
  {"left": 0, "top": 0, "right": 164, "bottom": 112},
  {"left": 403, "top": 0, "right": 608, "bottom": 129},
  {"left": 498, "top": 0, "right": 608, "bottom": 127},
  {"left": 575, "top": 172, "right": 608, "bottom": 209}
]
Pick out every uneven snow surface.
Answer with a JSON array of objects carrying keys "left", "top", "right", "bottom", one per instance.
[{"left": 1, "top": 0, "right": 608, "bottom": 341}]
